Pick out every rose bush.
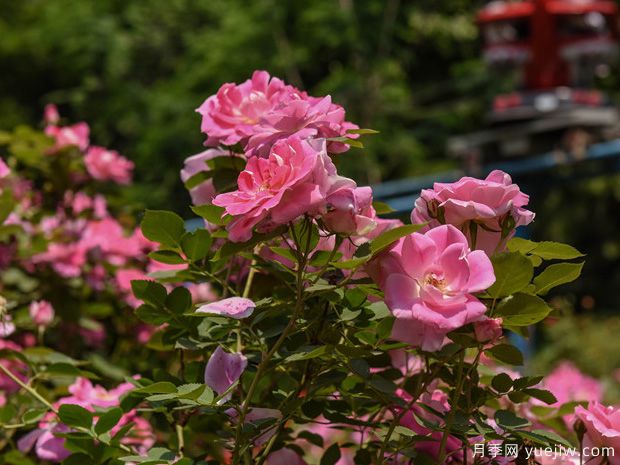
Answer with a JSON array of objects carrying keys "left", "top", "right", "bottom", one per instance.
[{"left": 0, "top": 72, "right": 616, "bottom": 465}]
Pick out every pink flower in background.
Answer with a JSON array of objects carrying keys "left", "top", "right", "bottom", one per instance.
[
  {"left": 188, "top": 282, "right": 217, "bottom": 304},
  {"left": 43, "top": 104, "right": 60, "bottom": 124},
  {"left": 0, "top": 340, "right": 28, "bottom": 393},
  {"left": 180, "top": 148, "right": 236, "bottom": 206},
  {"left": 213, "top": 137, "right": 339, "bottom": 242},
  {"left": 197, "top": 297, "right": 255, "bottom": 319},
  {"left": 227, "top": 408, "right": 282, "bottom": 445},
  {"left": 19, "top": 377, "right": 154, "bottom": 462},
  {"left": 197, "top": 70, "right": 291, "bottom": 147},
  {"left": 32, "top": 242, "right": 87, "bottom": 278},
  {"left": 81, "top": 218, "right": 142, "bottom": 266},
  {"left": 368, "top": 224, "right": 495, "bottom": 351},
  {"left": 473, "top": 317, "right": 503, "bottom": 343},
  {"left": 84, "top": 146, "right": 134, "bottom": 184},
  {"left": 266, "top": 448, "right": 308, "bottom": 465},
  {"left": 574, "top": 402, "right": 620, "bottom": 465},
  {"left": 322, "top": 185, "right": 376, "bottom": 236},
  {"left": 45, "top": 122, "right": 90, "bottom": 152},
  {"left": 544, "top": 362, "right": 603, "bottom": 406},
  {"left": 29, "top": 300, "right": 55, "bottom": 327},
  {"left": 399, "top": 389, "right": 463, "bottom": 462},
  {"left": 204, "top": 346, "right": 247, "bottom": 402},
  {"left": 246, "top": 94, "right": 358, "bottom": 157},
  {"left": 0, "top": 158, "right": 9, "bottom": 178},
  {"left": 0, "top": 315, "right": 15, "bottom": 338},
  {"left": 412, "top": 170, "right": 534, "bottom": 256}
]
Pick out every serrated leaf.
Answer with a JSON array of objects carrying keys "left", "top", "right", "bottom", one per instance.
[
  {"left": 181, "top": 229, "right": 212, "bottom": 261},
  {"left": 141, "top": 210, "right": 185, "bottom": 247},
  {"left": 531, "top": 241, "right": 584, "bottom": 260},
  {"left": 491, "top": 373, "right": 513, "bottom": 393},
  {"left": 370, "top": 224, "right": 425, "bottom": 256},
  {"left": 533, "top": 262, "right": 584, "bottom": 295},
  {"left": 58, "top": 404, "right": 93, "bottom": 429},
  {"left": 486, "top": 344, "right": 523, "bottom": 366},
  {"left": 494, "top": 409, "right": 530, "bottom": 429},
  {"left": 487, "top": 252, "right": 533, "bottom": 298},
  {"left": 522, "top": 388, "right": 557, "bottom": 405},
  {"left": 95, "top": 408, "right": 122, "bottom": 435},
  {"left": 148, "top": 250, "right": 186, "bottom": 265},
  {"left": 321, "top": 443, "right": 342, "bottom": 465},
  {"left": 495, "top": 293, "right": 552, "bottom": 326},
  {"left": 131, "top": 280, "right": 167, "bottom": 307}
]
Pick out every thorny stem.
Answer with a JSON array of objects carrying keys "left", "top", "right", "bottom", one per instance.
[
  {"left": 0, "top": 363, "right": 57, "bottom": 413},
  {"left": 437, "top": 351, "right": 467, "bottom": 464},
  {"left": 231, "top": 221, "right": 311, "bottom": 464}
]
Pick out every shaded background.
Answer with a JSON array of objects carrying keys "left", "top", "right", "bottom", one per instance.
[{"left": 1, "top": 0, "right": 620, "bottom": 379}]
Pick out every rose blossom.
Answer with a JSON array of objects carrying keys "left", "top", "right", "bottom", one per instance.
[
  {"left": 197, "top": 297, "right": 255, "bottom": 319},
  {"left": 180, "top": 148, "right": 237, "bottom": 206},
  {"left": 29, "top": 300, "right": 55, "bottom": 327},
  {"left": 246, "top": 94, "right": 358, "bottom": 157},
  {"left": 204, "top": 346, "right": 247, "bottom": 402},
  {"left": 43, "top": 104, "right": 60, "bottom": 124},
  {"left": 322, "top": 185, "right": 376, "bottom": 236},
  {"left": 473, "top": 316, "right": 503, "bottom": 343},
  {"left": 45, "top": 122, "right": 90, "bottom": 152},
  {"left": 213, "top": 137, "right": 347, "bottom": 242},
  {"left": 84, "top": 146, "right": 134, "bottom": 184},
  {"left": 18, "top": 377, "right": 154, "bottom": 462},
  {"left": 0, "top": 158, "right": 9, "bottom": 178},
  {"left": 574, "top": 402, "right": 620, "bottom": 465},
  {"left": 412, "top": 170, "right": 534, "bottom": 256},
  {"left": 543, "top": 361, "right": 603, "bottom": 407},
  {"left": 368, "top": 224, "right": 495, "bottom": 351},
  {"left": 197, "top": 70, "right": 292, "bottom": 147}
]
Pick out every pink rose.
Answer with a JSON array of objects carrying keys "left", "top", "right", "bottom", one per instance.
[
  {"left": 81, "top": 218, "right": 142, "bottom": 266},
  {"left": 180, "top": 148, "right": 235, "bottom": 206},
  {"left": 574, "top": 402, "right": 620, "bottom": 465},
  {"left": 246, "top": 94, "right": 358, "bottom": 157},
  {"left": 399, "top": 389, "right": 463, "bottom": 462},
  {"left": 544, "top": 362, "right": 603, "bottom": 407},
  {"left": 412, "top": 170, "right": 534, "bottom": 256},
  {"left": 204, "top": 346, "right": 247, "bottom": 402},
  {"left": 0, "top": 158, "right": 9, "bottom": 178},
  {"left": 43, "top": 104, "right": 60, "bottom": 125},
  {"left": 197, "top": 297, "right": 255, "bottom": 319},
  {"left": 322, "top": 185, "right": 376, "bottom": 236},
  {"left": 197, "top": 70, "right": 292, "bottom": 147},
  {"left": 213, "top": 137, "right": 341, "bottom": 242},
  {"left": 266, "top": 448, "right": 308, "bottom": 465},
  {"left": 84, "top": 146, "right": 134, "bottom": 184},
  {"left": 29, "top": 300, "right": 55, "bottom": 327},
  {"left": 45, "top": 122, "right": 90, "bottom": 152},
  {"left": 473, "top": 317, "right": 503, "bottom": 343},
  {"left": 368, "top": 224, "right": 495, "bottom": 351}
]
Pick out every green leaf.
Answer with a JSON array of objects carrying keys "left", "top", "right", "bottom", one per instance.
[
  {"left": 321, "top": 443, "right": 342, "bottom": 465},
  {"left": 141, "top": 210, "right": 185, "bottom": 247},
  {"left": 148, "top": 250, "right": 186, "bottom": 265},
  {"left": 165, "top": 287, "right": 192, "bottom": 314},
  {"left": 507, "top": 237, "right": 538, "bottom": 254},
  {"left": 286, "top": 345, "right": 328, "bottom": 362},
  {"left": 134, "top": 305, "right": 169, "bottom": 325},
  {"left": 495, "top": 293, "right": 552, "bottom": 326},
  {"left": 94, "top": 408, "right": 122, "bottom": 435},
  {"left": 523, "top": 388, "right": 557, "bottom": 405},
  {"left": 533, "top": 262, "right": 584, "bottom": 295},
  {"left": 491, "top": 373, "right": 513, "bottom": 393},
  {"left": 372, "top": 201, "right": 394, "bottom": 215},
  {"left": 370, "top": 224, "right": 425, "bottom": 256},
  {"left": 531, "top": 242, "right": 584, "bottom": 260},
  {"left": 58, "top": 404, "right": 93, "bottom": 430},
  {"left": 486, "top": 344, "right": 524, "bottom": 366},
  {"left": 494, "top": 409, "right": 530, "bottom": 429},
  {"left": 346, "top": 128, "right": 379, "bottom": 135},
  {"left": 181, "top": 229, "right": 212, "bottom": 261},
  {"left": 191, "top": 204, "right": 227, "bottom": 226},
  {"left": 133, "top": 381, "right": 178, "bottom": 395},
  {"left": 131, "top": 280, "right": 167, "bottom": 307},
  {"left": 22, "top": 408, "right": 47, "bottom": 424},
  {"left": 487, "top": 252, "right": 533, "bottom": 298}
]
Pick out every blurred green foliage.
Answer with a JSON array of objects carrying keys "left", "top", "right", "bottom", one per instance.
[{"left": 0, "top": 0, "right": 500, "bottom": 212}]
